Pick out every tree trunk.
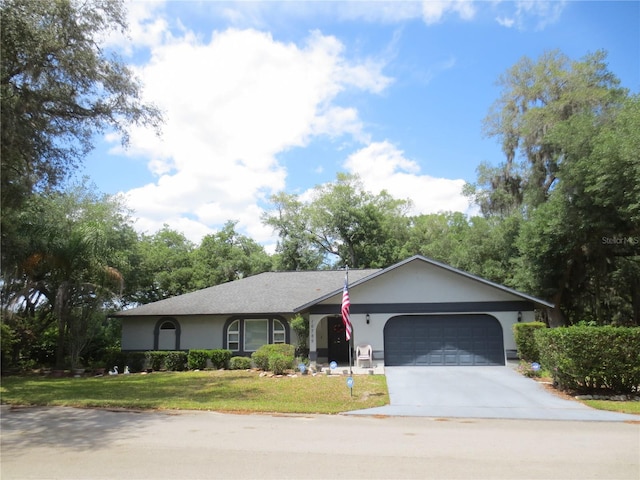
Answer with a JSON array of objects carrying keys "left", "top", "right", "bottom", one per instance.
[
  {"left": 54, "top": 282, "right": 69, "bottom": 368},
  {"left": 548, "top": 292, "right": 567, "bottom": 327},
  {"left": 631, "top": 277, "right": 640, "bottom": 326}
]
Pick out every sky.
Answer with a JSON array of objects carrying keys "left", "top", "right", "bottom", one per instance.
[{"left": 81, "top": 0, "right": 640, "bottom": 250}]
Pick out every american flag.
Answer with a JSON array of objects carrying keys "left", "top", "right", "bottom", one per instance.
[{"left": 341, "top": 276, "right": 353, "bottom": 341}]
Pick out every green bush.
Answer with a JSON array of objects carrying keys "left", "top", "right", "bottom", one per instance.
[
  {"left": 269, "top": 353, "right": 292, "bottom": 375},
  {"left": 164, "top": 351, "right": 187, "bottom": 371},
  {"left": 251, "top": 348, "right": 270, "bottom": 370},
  {"left": 251, "top": 344, "right": 295, "bottom": 372},
  {"left": 100, "top": 351, "right": 146, "bottom": 373},
  {"left": 144, "top": 351, "right": 187, "bottom": 371},
  {"left": 229, "top": 356, "right": 252, "bottom": 370},
  {"left": 290, "top": 314, "right": 309, "bottom": 358},
  {"left": 536, "top": 326, "right": 640, "bottom": 393},
  {"left": 210, "top": 349, "right": 232, "bottom": 369},
  {"left": 513, "top": 322, "right": 546, "bottom": 362},
  {"left": 145, "top": 351, "right": 167, "bottom": 371},
  {"left": 188, "top": 350, "right": 210, "bottom": 370}
]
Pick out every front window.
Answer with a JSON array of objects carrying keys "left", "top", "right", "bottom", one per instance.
[
  {"left": 224, "top": 317, "right": 290, "bottom": 353},
  {"left": 244, "top": 319, "right": 269, "bottom": 351},
  {"left": 273, "top": 319, "right": 286, "bottom": 344},
  {"left": 227, "top": 319, "right": 240, "bottom": 351}
]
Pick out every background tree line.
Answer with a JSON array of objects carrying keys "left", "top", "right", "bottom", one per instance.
[{"left": 1, "top": 0, "right": 638, "bottom": 371}]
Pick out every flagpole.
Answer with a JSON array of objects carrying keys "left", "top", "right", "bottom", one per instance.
[{"left": 346, "top": 265, "right": 353, "bottom": 377}]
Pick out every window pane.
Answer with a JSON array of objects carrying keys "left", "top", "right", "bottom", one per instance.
[
  {"left": 273, "top": 319, "right": 285, "bottom": 344},
  {"left": 245, "top": 319, "right": 268, "bottom": 351},
  {"left": 227, "top": 320, "right": 240, "bottom": 351}
]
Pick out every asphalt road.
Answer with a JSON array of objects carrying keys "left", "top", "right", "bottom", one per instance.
[{"left": 2, "top": 405, "right": 639, "bottom": 480}]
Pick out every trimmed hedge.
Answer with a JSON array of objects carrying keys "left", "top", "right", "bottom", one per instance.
[
  {"left": 164, "top": 351, "right": 187, "bottom": 371},
  {"left": 268, "top": 353, "right": 291, "bottom": 375},
  {"left": 210, "top": 349, "right": 232, "bottom": 369},
  {"left": 100, "top": 351, "right": 146, "bottom": 373},
  {"left": 535, "top": 326, "right": 640, "bottom": 394},
  {"left": 251, "top": 344, "right": 295, "bottom": 372},
  {"left": 187, "top": 350, "right": 210, "bottom": 370},
  {"left": 513, "top": 322, "right": 546, "bottom": 362},
  {"left": 229, "top": 356, "right": 252, "bottom": 370},
  {"left": 144, "top": 351, "right": 187, "bottom": 371}
]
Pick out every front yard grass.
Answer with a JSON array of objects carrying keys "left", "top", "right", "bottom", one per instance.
[
  {"left": 580, "top": 399, "right": 640, "bottom": 415},
  {"left": 0, "top": 370, "right": 388, "bottom": 414},
  {"left": 519, "top": 365, "right": 640, "bottom": 416}
]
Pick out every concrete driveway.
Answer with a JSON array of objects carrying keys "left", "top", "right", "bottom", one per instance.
[{"left": 347, "top": 366, "right": 640, "bottom": 421}]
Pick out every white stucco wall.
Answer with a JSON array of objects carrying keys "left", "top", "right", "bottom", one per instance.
[
  {"left": 309, "top": 260, "right": 540, "bottom": 363},
  {"left": 121, "top": 317, "right": 156, "bottom": 350},
  {"left": 121, "top": 314, "right": 298, "bottom": 351},
  {"left": 310, "top": 311, "right": 532, "bottom": 362},
  {"left": 348, "top": 260, "right": 521, "bottom": 304}
]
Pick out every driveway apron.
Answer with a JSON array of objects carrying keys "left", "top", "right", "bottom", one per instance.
[{"left": 347, "top": 366, "right": 640, "bottom": 421}]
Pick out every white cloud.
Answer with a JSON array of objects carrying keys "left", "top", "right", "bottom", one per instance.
[
  {"left": 112, "top": 17, "right": 392, "bottom": 244},
  {"left": 495, "top": 16, "right": 515, "bottom": 28},
  {"left": 494, "top": 0, "right": 567, "bottom": 30},
  {"left": 422, "top": 0, "right": 477, "bottom": 25},
  {"left": 343, "top": 141, "right": 472, "bottom": 215}
]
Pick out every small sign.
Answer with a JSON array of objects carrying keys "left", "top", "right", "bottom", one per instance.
[
  {"left": 330, "top": 361, "right": 337, "bottom": 370},
  {"left": 531, "top": 362, "right": 541, "bottom": 371},
  {"left": 346, "top": 376, "right": 354, "bottom": 389},
  {"left": 298, "top": 363, "right": 306, "bottom": 373}
]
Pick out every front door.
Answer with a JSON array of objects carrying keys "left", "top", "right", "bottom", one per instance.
[{"left": 327, "top": 316, "right": 350, "bottom": 363}]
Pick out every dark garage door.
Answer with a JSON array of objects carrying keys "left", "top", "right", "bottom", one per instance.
[{"left": 384, "top": 315, "right": 505, "bottom": 366}]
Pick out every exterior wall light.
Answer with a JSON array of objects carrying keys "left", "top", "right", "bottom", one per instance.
[
  {"left": 517, "top": 311, "right": 522, "bottom": 322},
  {"left": 366, "top": 313, "right": 370, "bottom": 324}
]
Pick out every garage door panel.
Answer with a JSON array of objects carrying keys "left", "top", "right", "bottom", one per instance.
[{"left": 384, "top": 315, "right": 505, "bottom": 366}]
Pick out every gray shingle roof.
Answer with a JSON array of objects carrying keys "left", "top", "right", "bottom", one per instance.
[{"left": 113, "top": 269, "right": 380, "bottom": 317}]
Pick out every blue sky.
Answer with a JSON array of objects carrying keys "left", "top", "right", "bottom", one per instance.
[{"left": 82, "top": 1, "right": 640, "bottom": 249}]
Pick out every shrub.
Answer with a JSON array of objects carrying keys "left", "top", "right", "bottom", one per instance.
[
  {"left": 100, "top": 350, "right": 146, "bottom": 373},
  {"left": 513, "top": 322, "right": 546, "bottom": 362},
  {"left": 290, "top": 314, "right": 309, "bottom": 358},
  {"left": 229, "top": 356, "right": 252, "bottom": 370},
  {"left": 124, "top": 352, "right": 146, "bottom": 372},
  {"left": 144, "top": 351, "right": 187, "bottom": 371},
  {"left": 145, "top": 351, "right": 167, "bottom": 371},
  {"left": 536, "top": 326, "right": 640, "bottom": 393},
  {"left": 516, "top": 360, "right": 542, "bottom": 378},
  {"left": 210, "top": 349, "right": 232, "bottom": 369},
  {"left": 251, "top": 348, "right": 270, "bottom": 371},
  {"left": 188, "top": 350, "right": 210, "bottom": 370},
  {"left": 269, "top": 353, "right": 292, "bottom": 375},
  {"left": 251, "top": 344, "right": 295, "bottom": 372},
  {"left": 164, "top": 351, "right": 187, "bottom": 371}
]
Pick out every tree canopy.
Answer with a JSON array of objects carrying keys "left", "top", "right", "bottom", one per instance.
[
  {"left": 466, "top": 50, "right": 628, "bottom": 217},
  {"left": 264, "top": 173, "right": 412, "bottom": 269},
  {"left": 466, "top": 50, "right": 638, "bottom": 325},
  {"left": 0, "top": 0, "right": 161, "bottom": 206}
]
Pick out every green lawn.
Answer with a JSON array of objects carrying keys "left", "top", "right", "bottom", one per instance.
[
  {"left": 0, "top": 370, "right": 388, "bottom": 414},
  {"left": 581, "top": 399, "right": 640, "bottom": 415}
]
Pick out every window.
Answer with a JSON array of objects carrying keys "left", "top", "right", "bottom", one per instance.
[
  {"left": 273, "top": 319, "right": 286, "bottom": 344},
  {"left": 244, "top": 319, "right": 268, "bottom": 352},
  {"left": 227, "top": 319, "right": 240, "bottom": 352},
  {"left": 154, "top": 318, "right": 181, "bottom": 350},
  {"left": 224, "top": 317, "right": 289, "bottom": 353}
]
